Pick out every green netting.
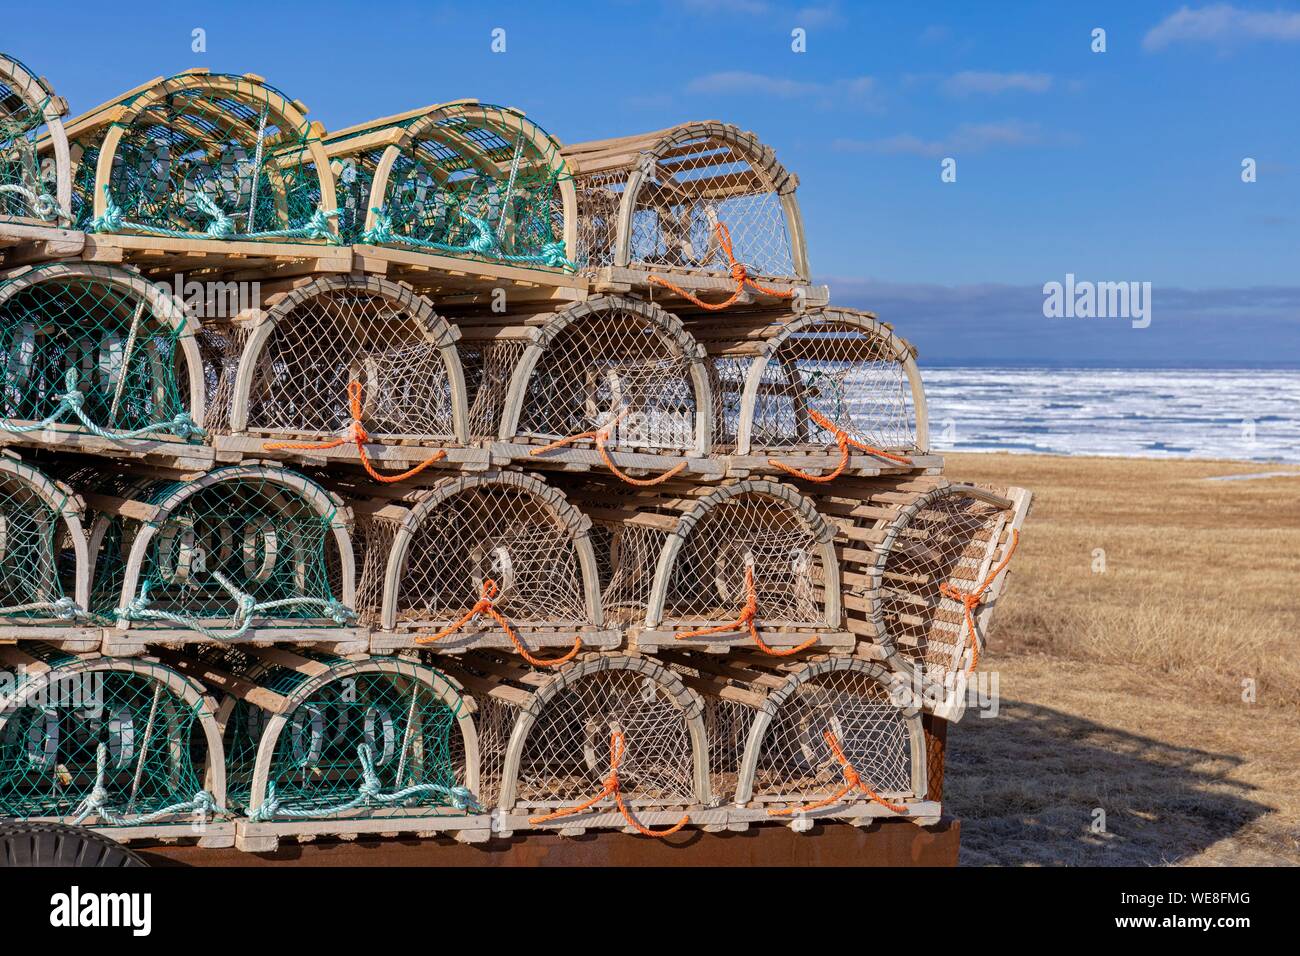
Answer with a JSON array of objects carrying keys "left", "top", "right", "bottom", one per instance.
[
  {"left": 103, "top": 468, "right": 354, "bottom": 638},
  {"left": 76, "top": 72, "right": 336, "bottom": 242},
  {"left": 0, "top": 55, "right": 63, "bottom": 223},
  {"left": 0, "top": 651, "right": 219, "bottom": 826},
  {"left": 351, "top": 102, "right": 574, "bottom": 270},
  {"left": 209, "top": 651, "right": 476, "bottom": 819},
  {"left": 0, "top": 464, "right": 83, "bottom": 622},
  {"left": 0, "top": 269, "right": 201, "bottom": 441}
]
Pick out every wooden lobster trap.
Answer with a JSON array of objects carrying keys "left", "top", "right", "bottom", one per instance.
[
  {"left": 51, "top": 68, "right": 336, "bottom": 245},
  {"left": 0, "top": 53, "right": 71, "bottom": 227},
  {"left": 157, "top": 646, "right": 488, "bottom": 851},
  {"left": 0, "top": 643, "right": 233, "bottom": 846},
  {"left": 0, "top": 261, "right": 211, "bottom": 468},
  {"left": 74, "top": 463, "right": 364, "bottom": 654},
  {"left": 494, "top": 295, "right": 721, "bottom": 480},
  {"left": 0, "top": 453, "right": 95, "bottom": 648},
  {"left": 359, "top": 470, "right": 618, "bottom": 660},
  {"left": 564, "top": 121, "right": 824, "bottom": 309},
  {"left": 613, "top": 478, "right": 852, "bottom": 655},
  {"left": 326, "top": 100, "right": 576, "bottom": 272},
  {"left": 222, "top": 274, "right": 479, "bottom": 477},
  {"left": 435, "top": 651, "right": 717, "bottom": 837}
]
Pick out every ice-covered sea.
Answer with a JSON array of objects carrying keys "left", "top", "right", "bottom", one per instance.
[{"left": 921, "top": 368, "right": 1300, "bottom": 463}]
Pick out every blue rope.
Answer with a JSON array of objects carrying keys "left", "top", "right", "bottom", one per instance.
[
  {"left": 91, "top": 186, "right": 341, "bottom": 244},
  {"left": 362, "top": 207, "right": 576, "bottom": 271}
]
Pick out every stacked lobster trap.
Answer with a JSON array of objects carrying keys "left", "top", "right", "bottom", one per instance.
[{"left": 0, "top": 52, "right": 1031, "bottom": 854}]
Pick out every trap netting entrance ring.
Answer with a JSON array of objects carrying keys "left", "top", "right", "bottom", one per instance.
[
  {"left": 73, "top": 69, "right": 337, "bottom": 242},
  {"left": 735, "top": 657, "right": 926, "bottom": 821},
  {"left": 0, "top": 53, "right": 71, "bottom": 224},
  {"left": 378, "top": 471, "right": 608, "bottom": 660},
  {"left": 183, "top": 648, "right": 480, "bottom": 824},
  {"left": 496, "top": 654, "right": 710, "bottom": 831},
  {"left": 231, "top": 274, "right": 469, "bottom": 455},
  {"left": 0, "top": 455, "right": 90, "bottom": 629},
  {"left": 0, "top": 644, "right": 227, "bottom": 832},
  {"left": 646, "top": 479, "right": 842, "bottom": 654},
  {"left": 871, "top": 484, "right": 1022, "bottom": 715},
  {"left": 565, "top": 121, "right": 807, "bottom": 281},
  {"left": 737, "top": 308, "right": 928, "bottom": 463},
  {"left": 109, "top": 464, "right": 357, "bottom": 642},
  {"left": 0, "top": 262, "right": 205, "bottom": 443},
  {"left": 329, "top": 100, "right": 575, "bottom": 269},
  {"left": 503, "top": 295, "right": 713, "bottom": 465}
]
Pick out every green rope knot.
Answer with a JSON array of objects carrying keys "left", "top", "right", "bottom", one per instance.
[
  {"left": 166, "top": 411, "right": 206, "bottom": 440},
  {"left": 360, "top": 207, "right": 399, "bottom": 245},
  {"left": 88, "top": 186, "right": 125, "bottom": 233},
  {"left": 194, "top": 194, "right": 235, "bottom": 239}
]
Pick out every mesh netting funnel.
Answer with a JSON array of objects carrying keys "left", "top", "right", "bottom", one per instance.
[
  {"left": 501, "top": 296, "right": 712, "bottom": 469},
  {"left": 372, "top": 470, "right": 615, "bottom": 658},
  {"left": 327, "top": 100, "right": 575, "bottom": 270},
  {"left": 0, "top": 53, "right": 71, "bottom": 224},
  {"left": 870, "top": 484, "right": 1026, "bottom": 719},
  {"left": 65, "top": 68, "right": 336, "bottom": 242},
  {"left": 644, "top": 479, "right": 846, "bottom": 654},
  {"left": 736, "top": 307, "right": 928, "bottom": 460},
  {"left": 231, "top": 274, "right": 468, "bottom": 456},
  {"left": 164, "top": 647, "right": 484, "bottom": 847},
  {"left": 84, "top": 464, "right": 358, "bottom": 647},
  {"left": 564, "top": 121, "right": 807, "bottom": 282},
  {"left": 0, "top": 644, "right": 231, "bottom": 844},
  {"left": 0, "top": 455, "right": 91, "bottom": 639},
  {"left": 734, "top": 657, "right": 933, "bottom": 826}
]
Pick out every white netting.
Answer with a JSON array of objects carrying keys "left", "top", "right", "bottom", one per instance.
[
  {"left": 591, "top": 520, "right": 668, "bottom": 626},
  {"left": 460, "top": 339, "right": 527, "bottom": 439}
]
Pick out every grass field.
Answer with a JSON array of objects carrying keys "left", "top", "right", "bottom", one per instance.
[{"left": 940, "top": 453, "right": 1300, "bottom": 866}]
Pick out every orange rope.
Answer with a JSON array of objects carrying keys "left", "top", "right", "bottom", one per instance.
[
  {"left": 647, "top": 222, "right": 796, "bottom": 311},
  {"left": 768, "top": 409, "right": 913, "bottom": 482},
  {"left": 768, "top": 731, "right": 907, "bottom": 816},
  {"left": 675, "top": 566, "right": 817, "bottom": 657},
  {"left": 529, "top": 730, "right": 689, "bottom": 837},
  {"left": 264, "top": 380, "right": 446, "bottom": 483},
  {"left": 412, "top": 578, "right": 581, "bottom": 669},
  {"left": 938, "top": 528, "right": 1021, "bottom": 675},
  {"left": 529, "top": 407, "right": 687, "bottom": 487}
]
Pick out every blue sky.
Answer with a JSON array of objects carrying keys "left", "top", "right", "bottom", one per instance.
[{"left": 8, "top": 0, "right": 1299, "bottom": 364}]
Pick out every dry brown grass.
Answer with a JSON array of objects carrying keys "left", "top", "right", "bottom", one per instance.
[{"left": 939, "top": 453, "right": 1300, "bottom": 866}]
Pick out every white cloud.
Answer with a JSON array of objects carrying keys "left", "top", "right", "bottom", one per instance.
[
  {"left": 685, "top": 72, "right": 879, "bottom": 108},
  {"left": 834, "top": 120, "right": 1044, "bottom": 158},
  {"left": 944, "top": 71, "right": 1053, "bottom": 96},
  {"left": 1144, "top": 4, "right": 1300, "bottom": 51}
]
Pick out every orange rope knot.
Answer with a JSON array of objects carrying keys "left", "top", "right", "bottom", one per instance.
[
  {"left": 675, "top": 565, "right": 817, "bottom": 657},
  {"left": 647, "top": 222, "right": 796, "bottom": 312},
  {"left": 529, "top": 406, "right": 687, "bottom": 487},
  {"left": 263, "top": 380, "right": 446, "bottom": 483},
  {"left": 412, "top": 577, "right": 581, "bottom": 668},
  {"left": 529, "top": 730, "right": 689, "bottom": 837},
  {"left": 768, "top": 731, "right": 907, "bottom": 817},
  {"left": 768, "top": 408, "right": 913, "bottom": 482},
  {"left": 938, "top": 528, "right": 1021, "bottom": 675}
]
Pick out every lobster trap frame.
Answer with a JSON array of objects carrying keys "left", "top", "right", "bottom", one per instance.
[
  {"left": 89, "top": 463, "right": 363, "bottom": 654},
  {"left": 0, "top": 644, "right": 233, "bottom": 846},
  {"left": 369, "top": 471, "right": 617, "bottom": 655},
  {"left": 1, "top": 53, "right": 71, "bottom": 226},
  {"left": 868, "top": 483, "right": 1030, "bottom": 720},
  {"left": 158, "top": 647, "right": 489, "bottom": 851},
  {"left": 497, "top": 295, "right": 718, "bottom": 476},
  {"left": 639, "top": 479, "right": 850, "bottom": 654},
  {"left": 326, "top": 100, "right": 576, "bottom": 270},
  {"left": 224, "top": 274, "right": 476, "bottom": 472},
  {"left": 732, "top": 656, "right": 938, "bottom": 828},
  {"left": 57, "top": 68, "right": 337, "bottom": 243},
  {"left": 439, "top": 652, "right": 716, "bottom": 836},
  {"left": 563, "top": 121, "right": 811, "bottom": 302},
  {"left": 0, "top": 453, "right": 94, "bottom": 647},
  {"left": 0, "top": 261, "right": 210, "bottom": 466}
]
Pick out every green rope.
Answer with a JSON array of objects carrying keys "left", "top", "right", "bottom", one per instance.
[
  {"left": 0, "top": 367, "right": 204, "bottom": 441},
  {"left": 0, "top": 596, "right": 87, "bottom": 621},
  {"left": 68, "top": 743, "right": 224, "bottom": 826},
  {"left": 249, "top": 743, "right": 479, "bottom": 821},
  {"left": 90, "top": 186, "right": 341, "bottom": 244},
  {"left": 117, "top": 572, "right": 355, "bottom": 641},
  {"left": 362, "top": 207, "right": 576, "bottom": 271},
  {"left": 0, "top": 183, "right": 66, "bottom": 224}
]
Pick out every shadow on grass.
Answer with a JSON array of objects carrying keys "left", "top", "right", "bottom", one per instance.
[{"left": 945, "top": 697, "right": 1278, "bottom": 866}]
